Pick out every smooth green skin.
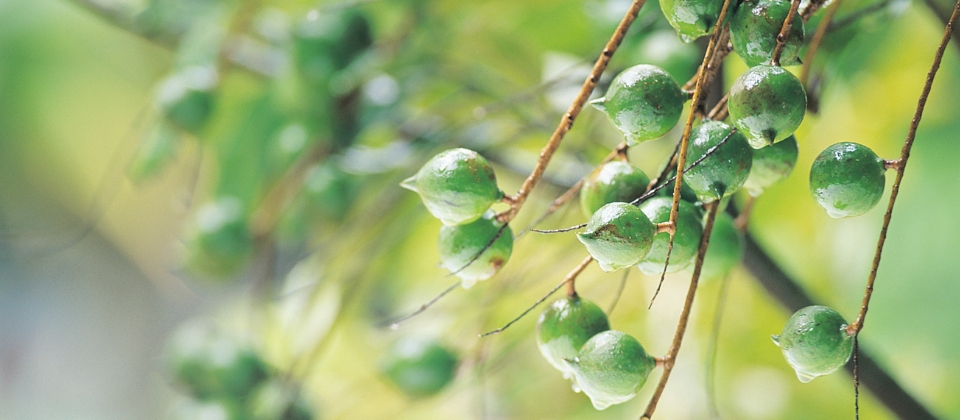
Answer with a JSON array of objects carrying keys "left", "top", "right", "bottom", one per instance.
[
  {"left": 186, "top": 197, "right": 254, "bottom": 278},
  {"left": 402, "top": 148, "right": 503, "bottom": 226},
  {"left": 591, "top": 65, "right": 685, "bottom": 145},
  {"left": 249, "top": 379, "right": 315, "bottom": 420},
  {"left": 743, "top": 135, "right": 799, "bottom": 196},
  {"left": 577, "top": 202, "right": 656, "bottom": 272},
  {"left": 567, "top": 330, "right": 656, "bottom": 410},
  {"left": 699, "top": 212, "right": 745, "bottom": 279},
  {"left": 809, "top": 142, "right": 886, "bottom": 218},
  {"left": 684, "top": 121, "right": 754, "bottom": 203},
  {"left": 636, "top": 30, "right": 701, "bottom": 82},
  {"left": 580, "top": 161, "right": 651, "bottom": 217},
  {"left": 772, "top": 305, "right": 854, "bottom": 383},
  {"left": 380, "top": 338, "right": 459, "bottom": 398},
  {"left": 637, "top": 197, "right": 703, "bottom": 274},
  {"left": 536, "top": 296, "right": 611, "bottom": 377},
  {"left": 730, "top": 0, "right": 805, "bottom": 66},
  {"left": 659, "top": 0, "right": 724, "bottom": 42},
  {"left": 166, "top": 323, "right": 270, "bottom": 401},
  {"left": 729, "top": 66, "right": 806, "bottom": 147},
  {"left": 438, "top": 211, "right": 513, "bottom": 288},
  {"left": 155, "top": 67, "right": 217, "bottom": 133}
]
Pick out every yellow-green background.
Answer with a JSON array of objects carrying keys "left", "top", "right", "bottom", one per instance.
[{"left": 0, "top": 0, "right": 958, "bottom": 419}]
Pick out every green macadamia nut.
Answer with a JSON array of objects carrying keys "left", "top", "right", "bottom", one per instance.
[
  {"left": 773, "top": 305, "right": 854, "bottom": 383},
  {"left": 580, "top": 161, "right": 651, "bottom": 217},
  {"left": 438, "top": 210, "right": 513, "bottom": 288},
  {"left": 743, "top": 135, "right": 799, "bottom": 196},
  {"left": 402, "top": 148, "right": 503, "bottom": 226},
  {"left": 809, "top": 142, "right": 886, "bottom": 218},
  {"left": 730, "top": 0, "right": 805, "bottom": 66},
  {"left": 536, "top": 296, "right": 610, "bottom": 377},
  {"left": 591, "top": 65, "right": 685, "bottom": 145},
  {"left": 659, "top": 0, "right": 725, "bottom": 42},
  {"left": 637, "top": 197, "right": 703, "bottom": 274},
  {"left": 729, "top": 65, "right": 806, "bottom": 148},
  {"left": 567, "top": 330, "right": 657, "bottom": 410},
  {"left": 577, "top": 202, "right": 657, "bottom": 272},
  {"left": 684, "top": 121, "right": 754, "bottom": 203}
]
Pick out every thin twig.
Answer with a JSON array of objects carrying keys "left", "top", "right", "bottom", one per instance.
[
  {"left": 658, "top": 0, "right": 734, "bottom": 314},
  {"left": 736, "top": 219, "right": 937, "bottom": 419},
  {"left": 800, "top": 0, "right": 829, "bottom": 21},
  {"left": 647, "top": 129, "right": 736, "bottom": 307},
  {"left": 479, "top": 256, "right": 593, "bottom": 337},
  {"left": 847, "top": 0, "right": 960, "bottom": 335},
  {"left": 382, "top": 280, "right": 462, "bottom": 329},
  {"left": 771, "top": 0, "right": 803, "bottom": 66},
  {"left": 854, "top": 334, "right": 860, "bottom": 419},
  {"left": 607, "top": 268, "right": 631, "bottom": 314},
  {"left": 531, "top": 225, "right": 586, "bottom": 234},
  {"left": 706, "top": 93, "right": 730, "bottom": 121},
  {"left": 641, "top": 200, "right": 720, "bottom": 419},
  {"left": 517, "top": 142, "right": 629, "bottom": 238},
  {"left": 445, "top": 223, "right": 511, "bottom": 278},
  {"left": 496, "top": 0, "right": 647, "bottom": 224}
]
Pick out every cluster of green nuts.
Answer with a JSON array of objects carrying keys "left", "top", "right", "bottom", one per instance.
[
  {"left": 403, "top": 148, "right": 513, "bottom": 288},
  {"left": 165, "top": 322, "right": 316, "bottom": 420},
  {"left": 536, "top": 295, "right": 657, "bottom": 410}
]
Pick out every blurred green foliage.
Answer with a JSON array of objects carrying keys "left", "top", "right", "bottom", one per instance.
[{"left": 1, "top": 0, "right": 960, "bottom": 419}]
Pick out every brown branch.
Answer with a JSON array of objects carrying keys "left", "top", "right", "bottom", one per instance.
[
  {"left": 924, "top": 0, "right": 960, "bottom": 55},
  {"left": 516, "top": 142, "right": 629, "bottom": 239},
  {"left": 641, "top": 200, "right": 719, "bottom": 419},
  {"left": 497, "top": 0, "right": 647, "bottom": 224},
  {"left": 654, "top": 0, "right": 735, "bottom": 313},
  {"left": 847, "top": 0, "right": 960, "bottom": 335},
  {"left": 771, "top": 0, "right": 803, "bottom": 66},
  {"left": 737, "top": 229, "right": 937, "bottom": 419}
]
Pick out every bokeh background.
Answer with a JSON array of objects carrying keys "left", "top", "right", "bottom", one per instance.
[{"left": 1, "top": 0, "right": 959, "bottom": 419}]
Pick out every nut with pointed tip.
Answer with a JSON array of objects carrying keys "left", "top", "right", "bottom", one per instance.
[
  {"left": 684, "top": 121, "right": 754, "bottom": 203},
  {"left": 577, "top": 202, "right": 657, "bottom": 272},
  {"left": 402, "top": 148, "right": 503, "bottom": 226},
  {"left": 566, "top": 330, "right": 657, "bottom": 410},
  {"left": 659, "top": 0, "right": 725, "bottom": 43},
  {"left": 591, "top": 65, "right": 685, "bottom": 146},
  {"left": 729, "top": 66, "right": 806, "bottom": 148},
  {"left": 772, "top": 305, "right": 854, "bottom": 383}
]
